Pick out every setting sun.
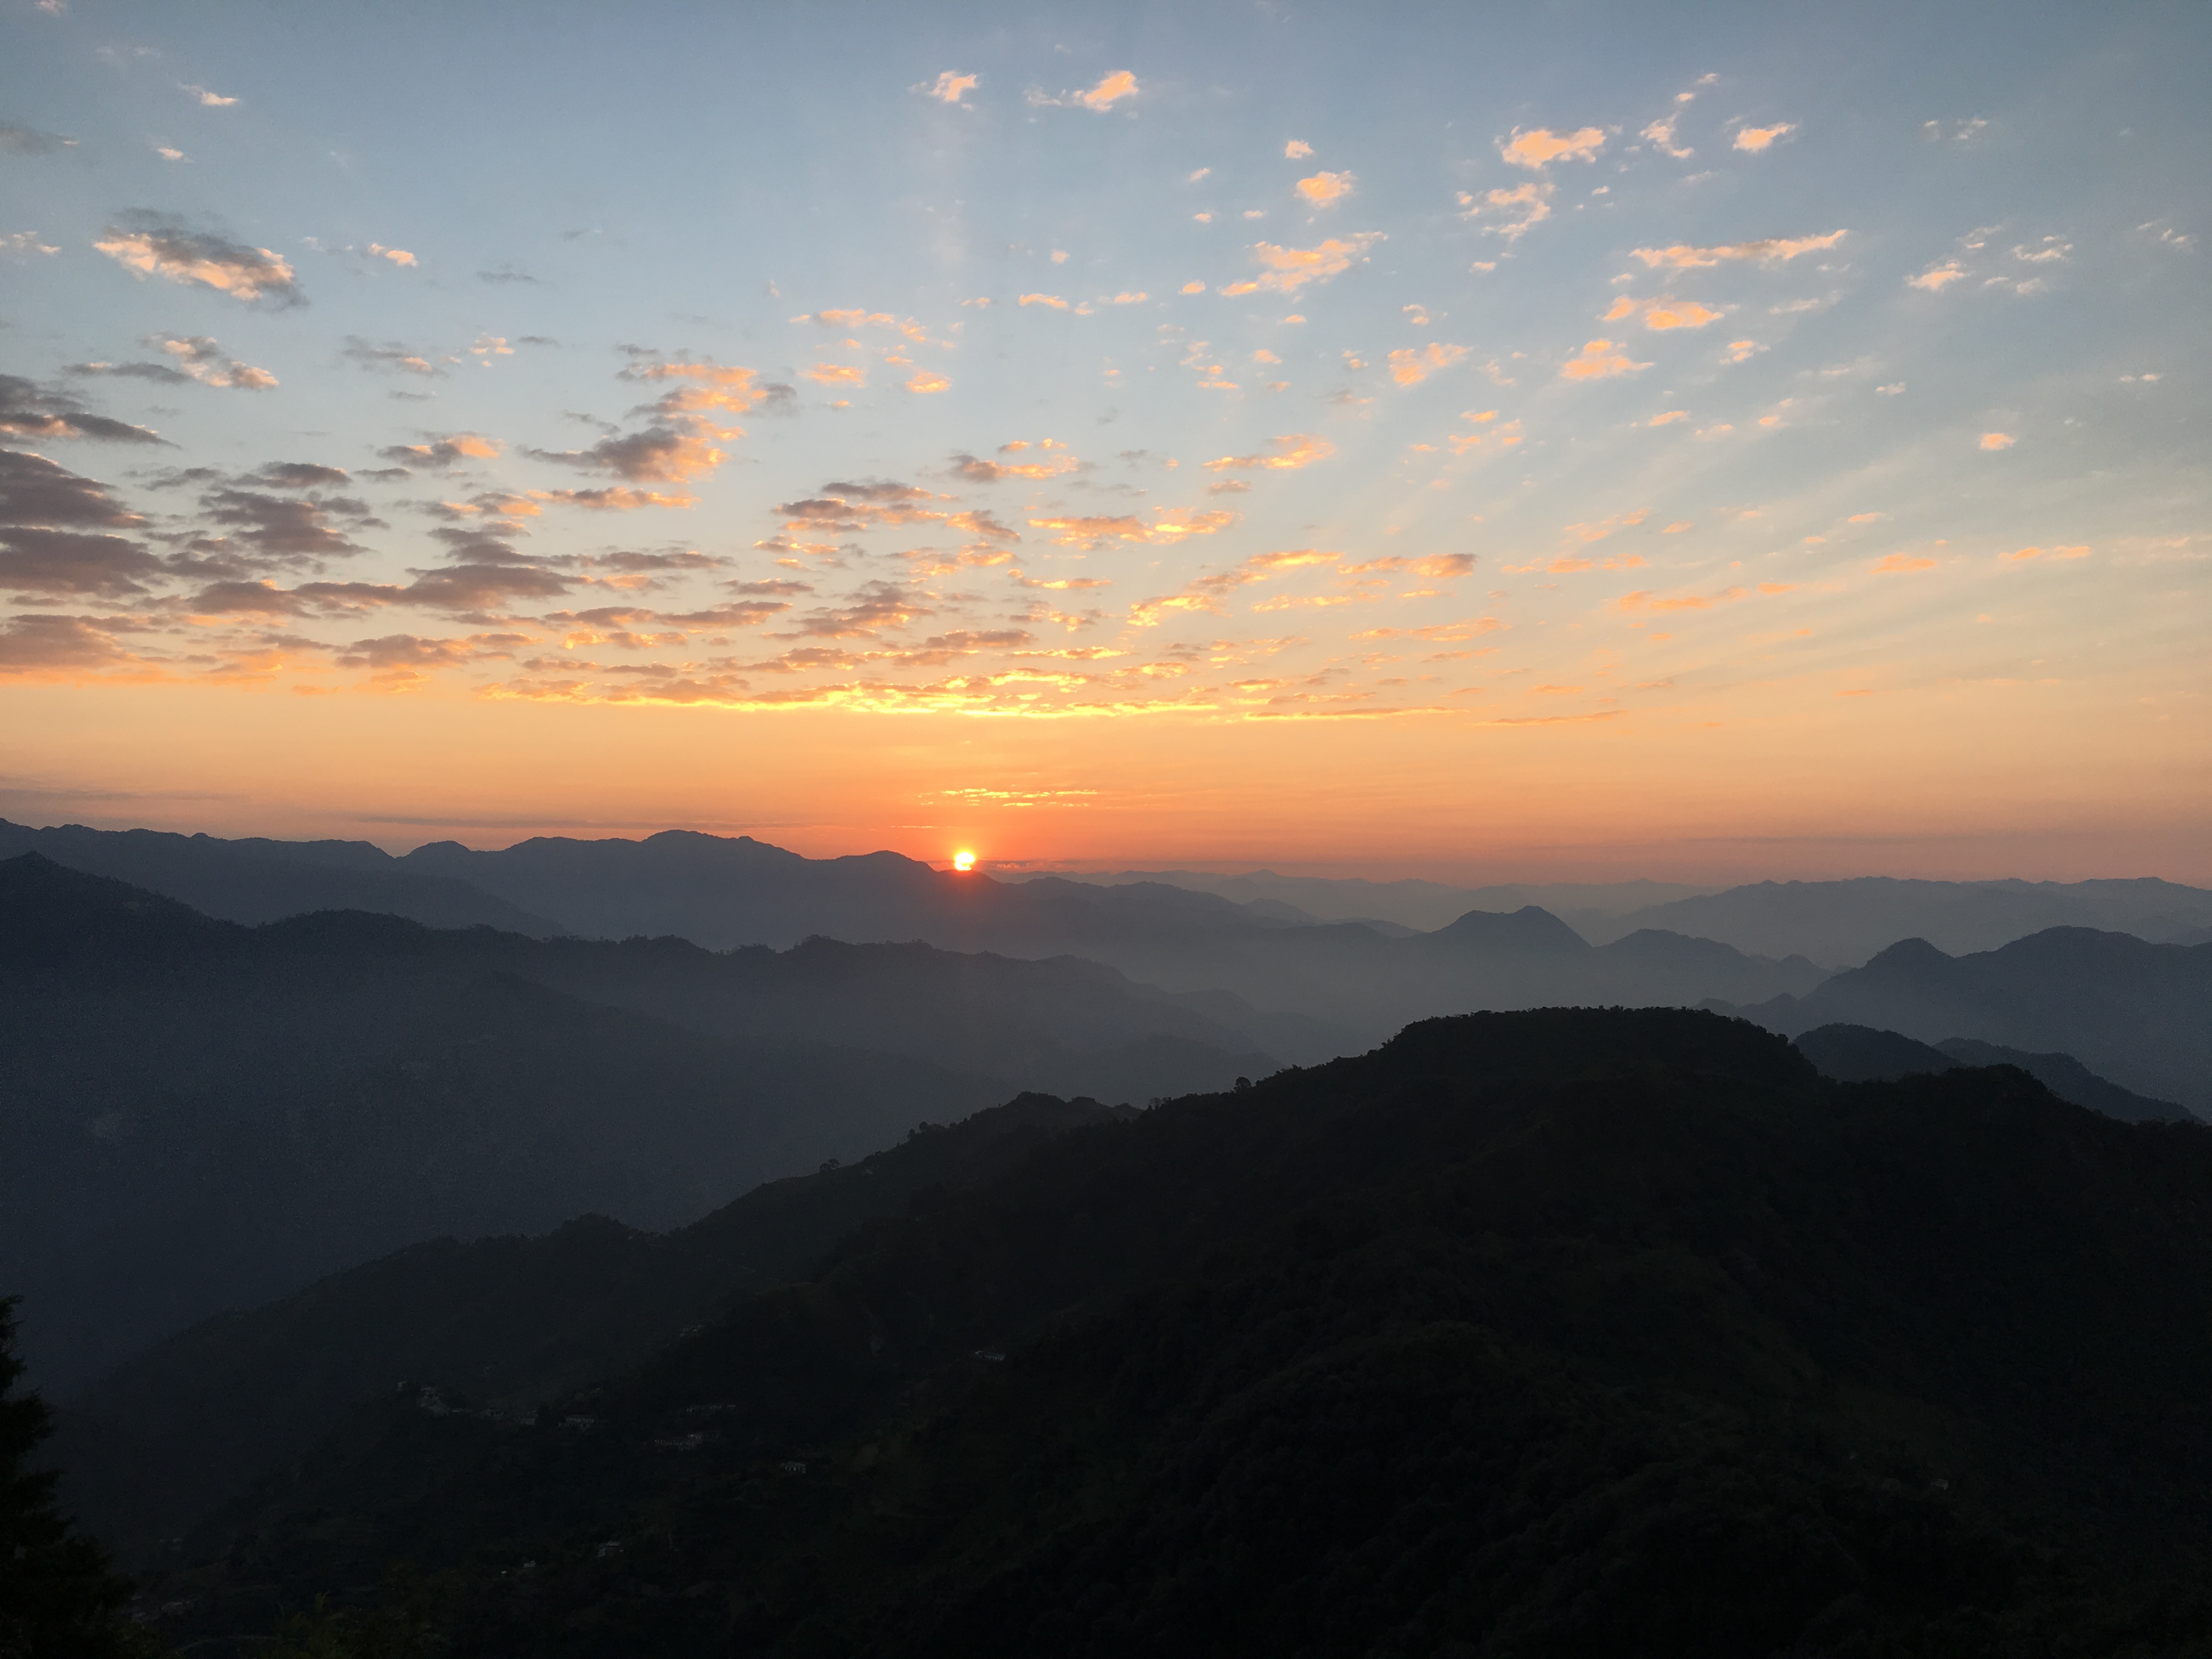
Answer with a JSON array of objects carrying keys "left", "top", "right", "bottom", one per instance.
[{"left": 952, "top": 851, "right": 977, "bottom": 873}]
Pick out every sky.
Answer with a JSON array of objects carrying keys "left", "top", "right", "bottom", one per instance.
[{"left": 1, "top": 0, "right": 2206, "bottom": 881}]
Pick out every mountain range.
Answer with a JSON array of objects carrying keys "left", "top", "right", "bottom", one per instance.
[{"left": 110, "top": 1008, "right": 2212, "bottom": 1658}]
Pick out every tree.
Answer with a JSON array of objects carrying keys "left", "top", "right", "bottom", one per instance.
[{"left": 0, "top": 1296, "right": 140, "bottom": 1659}]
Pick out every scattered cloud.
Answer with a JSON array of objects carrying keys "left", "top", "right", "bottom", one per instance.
[
  {"left": 1, "top": 230, "right": 61, "bottom": 258},
  {"left": 1458, "top": 182, "right": 1552, "bottom": 242},
  {"left": 180, "top": 83, "right": 237, "bottom": 106},
  {"left": 93, "top": 212, "right": 303, "bottom": 306},
  {"left": 1560, "top": 338, "right": 1651, "bottom": 381},
  {"left": 0, "top": 373, "right": 167, "bottom": 443},
  {"left": 1028, "top": 507, "right": 1239, "bottom": 549},
  {"left": 1979, "top": 432, "right": 2015, "bottom": 451},
  {"left": 377, "top": 433, "right": 502, "bottom": 470},
  {"left": 905, "top": 371, "right": 950, "bottom": 393},
  {"left": 1631, "top": 230, "right": 1845, "bottom": 268},
  {"left": 343, "top": 337, "right": 440, "bottom": 376},
  {"left": 1649, "top": 410, "right": 1688, "bottom": 426},
  {"left": 0, "top": 121, "right": 76, "bottom": 156},
  {"left": 1499, "top": 126, "right": 1606, "bottom": 170},
  {"left": 921, "top": 70, "right": 978, "bottom": 104},
  {"left": 1604, "top": 295, "right": 1728, "bottom": 330},
  {"left": 1872, "top": 554, "right": 1936, "bottom": 573},
  {"left": 1203, "top": 434, "right": 1335, "bottom": 472},
  {"left": 1295, "top": 170, "right": 1357, "bottom": 207},
  {"left": 1733, "top": 123, "right": 1796, "bottom": 152},
  {"left": 1642, "top": 115, "right": 1692, "bottom": 159},
  {"left": 1218, "top": 232, "right": 1385, "bottom": 296},
  {"left": 1284, "top": 140, "right": 1312, "bottom": 159},
  {"left": 80, "top": 334, "right": 279, "bottom": 390},
  {"left": 1034, "top": 70, "right": 1139, "bottom": 111},
  {"left": 1907, "top": 261, "right": 1967, "bottom": 292},
  {"left": 807, "top": 362, "right": 866, "bottom": 386},
  {"left": 1388, "top": 343, "right": 1469, "bottom": 386},
  {"left": 1018, "top": 292, "right": 1069, "bottom": 309}
]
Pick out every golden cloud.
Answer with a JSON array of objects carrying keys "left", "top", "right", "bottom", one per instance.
[
  {"left": 1457, "top": 182, "right": 1552, "bottom": 242},
  {"left": 1979, "top": 432, "right": 2016, "bottom": 450},
  {"left": 1632, "top": 230, "right": 1846, "bottom": 268},
  {"left": 1295, "top": 170, "right": 1357, "bottom": 206},
  {"left": 1218, "top": 233, "right": 1385, "bottom": 296},
  {"left": 1615, "top": 585, "right": 1750, "bottom": 613},
  {"left": 1499, "top": 126, "right": 1606, "bottom": 169},
  {"left": 1733, "top": 123, "right": 1796, "bottom": 152},
  {"left": 93, "top": 217, "right": 301, "bottom": 304},
  {"left": 1388, "top": 343, "right": 1469, "bottom": 385},
  {"left": 906, "top": 371, "right": 950, "bottom": 393},
  {"left": 1070, "top": 70, "right": 1138, "bottom": 111},
  {"left": 1285, "top": 139, "right": 1313, "bottom": 159},
  {"left": 1018, "top": 292, "right": 1070, "bottom": 309},
  {"left": 924, "top": 71, "right": 978, "bottom": 104},
  {"left": 1907, "top": 263, "right": 1968, "bottom": 292},
  {"left": 806, "top": 362, "right": 866, "bottom": 386},
  {"left": 1203, "top": 433, "right": 1336, "bottom": 472},
  {"left": 1872, "top": 554, "right": 1936, "bottom": 573},
  {"left": 1560, "top": 338, "right": 1651, "bottom": 381},
  {"left": 1028, "top": 507, "right": 1239, "bottom": 549}
]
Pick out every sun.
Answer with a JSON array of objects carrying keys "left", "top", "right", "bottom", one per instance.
[{"left": 952, "top": 850, "right": 977, "bottom": 873}]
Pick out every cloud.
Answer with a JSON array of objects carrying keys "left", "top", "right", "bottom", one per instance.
[
  {"left": 0, "top": 614, "right": 150, "bottom": 675},
  {"left": 1641, "top": 115, "right": 1692, "bottom": 159},
  {"left": 181, "top": 83, "right": 238, "bottom": 106},
  {"left": 0, "top": 448, "right": 148, "bottom": 529},
  {"left": 1, "top": 231, "right": 61, "bottom": 258},
  {"left": 377, "top": 433, "right": 502, "bottom": 470},
  {"left": 1560, "top": 338, "right": 1651, "bottom": 381},
  {"left": 922, "top": 71, "right": 978, "bottom": 104},
  {"left": 1180, "top": 280, "right": 1206, "bottom": 294},
  {"left": 2005, "top": 545, "right": 2089, "bottom": 563},
  {"left": 154, "top": 144, "right": 187, "bottom": 162},
  {"left": 1499, "top": 127, "right": 1606, "bottom": 169},
  {"left": 1906, "top": 262, "right": 1967, "bottom": 292},
  {"left": 0, "top": 120, "right": 76, "bottom": 156},
  {"left": 1218, "top": 232, "right": 1385, "bottom": 296},
  {"left": 1649, "top": 410, "right": 1688, "bottom": 426},
  {"left": 0, "top": 375, "right": 167, "bottom": 443},
  {"left": 1723, "top": 339, "right": 1764, "bottom": 364},
  {"left": 195, "top": 484, "right": 373, "bottom": 565},
  {"left": 1871, "top": 554, "right": 1935, "bottom": 573},
  {"left": 534, "top": 487, "right": 695, "bottom": 511},
  {"left": 619, "top": 357, "right": 776, "bottom": 416},
  {"left": 1204, "top": 433, "right": 1335, "bottom": 472},
  {"left": 343, "top": 337, "right": 442, "bottom": 376},
  {"left": 807, "top": 362, "right": 866, "bottom": 385},
  {"left": 1614, "top": 585, "right": 1752, "bottom": 613},
  {"left": 367, "top": 242, "right": 416, "bottom": 267},
  {"left": 1028, "top": 507, "right": 1239, "bottom": 549},
  {"left": 120, "top": 334, "right": 278, "bottom": 390},
  {"left": 1605, "top": 295, "right": 1728, "bottom": 331},
  {"left": 1388, "top": 343, "right": 1469, "bottom": 386},
  {"left": 1733, "top": 123, "right": 1795, "bottom": 152},
  {"left": 1979, "top": 432, "right": 2015, "bottom": 451},
  {"left": 1284, "top": 140, "right": 1312, "bottom": 159},
  {"left": 1631, "top": 230, "right": 1846, "bottom": 268},
  {"left": 905, "top": 371, "right": 950, "bottom": 393},
  {"left": 1457, "top": 183, "right": 1552, "bottom": 242},
  {"left": 1033, "top": 70, "right": 1138, "bottom": 111},
  {"left": 1295, "top": 170, "right": 1357, "bottom": 207},
  {"left": 93, "top": 212, "right": 303, "bottom": 305},
  {"left": 953, "top": 447, "right": 1080, "bottom": 483},
  {"left": 0, "top": 527, "right": 165, "bottom": 597}
]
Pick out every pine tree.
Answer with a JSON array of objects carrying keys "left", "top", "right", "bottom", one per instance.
[{"left": 0, "top": 1296, "right": 139, "bottom": 1659}]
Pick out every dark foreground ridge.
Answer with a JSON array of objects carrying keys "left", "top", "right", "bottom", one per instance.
[{"left": 126, "top": 1007, "right": 2212, "bottom": 1658}]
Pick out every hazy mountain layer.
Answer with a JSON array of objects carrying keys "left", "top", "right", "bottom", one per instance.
[
  {"left": 130, "top": 1009, "right": 2212, "bottom": 1658},
  {"left": 0, "top": 816, "right": 561, "bottom": 935},
  {"left": 1792, "top": 1024, "right": 2192, "bottom": 1121},
  {"left": 0, "top": 855, "right": 1274, "bottom": 1391},
  {"left": 53, "top": 1093, "right": 1129, "bottom": 1559},
  {"left": 1716, "top": 928, "right": 2212, "bottom": 1111},
  {"left": 1582, "top": 874, "right": 2212, "bottom": 962}
]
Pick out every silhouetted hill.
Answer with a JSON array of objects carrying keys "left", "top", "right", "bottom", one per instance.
[
  {"left": 1932, "top": 1039, "right": 2194, "bottom": 1124},
  {"left": 1718, "top": 927, "right": 2212, "bottom": 1112},
  {"left": 52, "top": 1092, "right": 1132, "bottom": 1558},
  {"left": 1014, "top": 868, "right": 1715, "bottom": 931},
  {"left": 0, "top": 856, "right": 1275, "bottom": 1391},
  {"left": 129, "top": 1008, "right": 2212, "bottom": 1658},
  {"left": 0, "top": 817, "right": 560, "bottom": 934},
  {"left": 1587, "top": 874, "right": 2212, "bottom": 963},
  {"left": 1793, "top": 1022, "right": 1960, "bottom": 1082}
]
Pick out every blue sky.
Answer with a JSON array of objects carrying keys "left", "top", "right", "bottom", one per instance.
[{"left": 1, "top": 1, "right": 2205, "bottom": 876}]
